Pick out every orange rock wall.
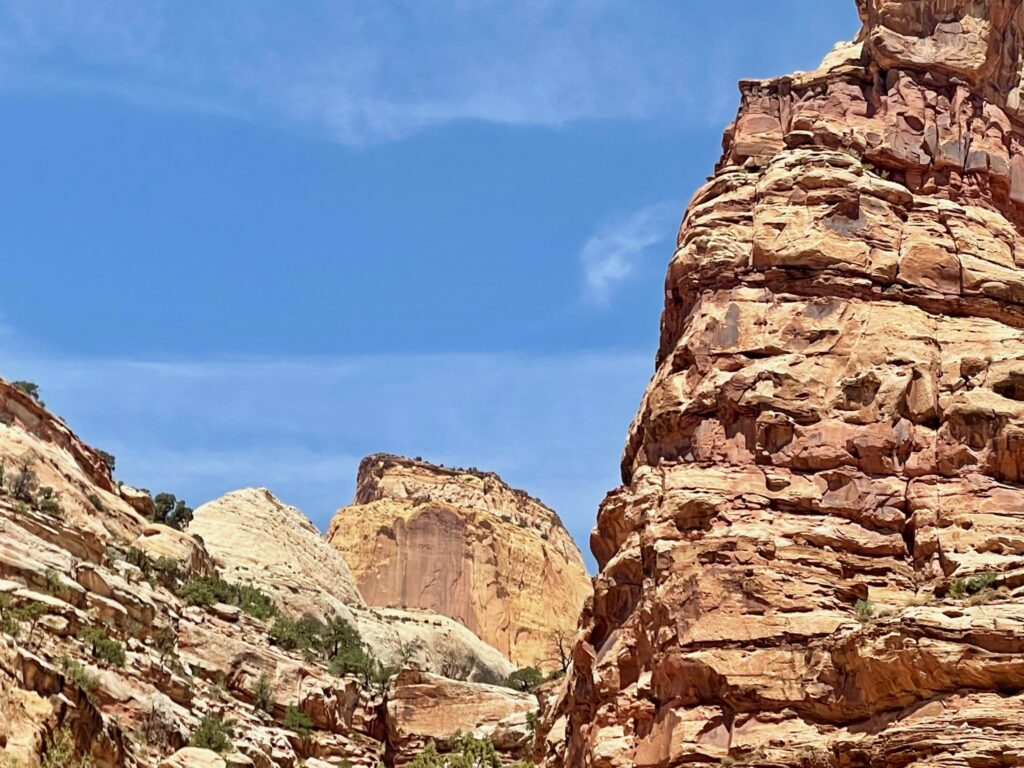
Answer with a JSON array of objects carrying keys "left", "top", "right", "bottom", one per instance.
[
  {"left": 547, "top": 3, "right": 1024, "bottom": 765},
  {"left": 328, "top": 455, "right": 591, "bottom": 671}
]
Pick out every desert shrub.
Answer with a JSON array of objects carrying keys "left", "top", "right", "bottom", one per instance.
[
  {"left": 502, "top": 666, "right": 544, "bottom": 692},
  {"left": 153, "top": 492, "right": 193, "bottom": 530},
  {"left": 42, "top": 726, "right": 94, "bottom": 768},
  {"left": 61, "top": 657, "right": 100, "bottom": 699},
  {"left": 0, "top": 594, "right": 18, "bottom": 637},
  {"left": 36, "top": 486, "right": 63, "bottom": 516},
  {"left": 152, "top": 626, "right": 178, "bottom": 665},
  {"left": 1, "top": 598, "right": 47, "bottom": 645},
  {"left": 270, "top": 614, "right": 325, "bottom": 653},
  {"left": 79, "top": 627, "right": 126, "bottom": 667},
  {"left": 96, "top": 450, "right": 116, "bottom": 474},
  {"left": 9, "top": 460, "right": 38, "bottom": 502},
  {"left": 42, "top": 568, "right": 64, "bottom": 596},
  {"left": 282, "top": 705, "right": 314, "bottom": 737},
  {"left": 153, "top": 556, "right": 181, "bottom": 587},
  {"left": 251, "top": 672, "right": 275, "bottom": 713},
  {"left": 321, "top": 616, "right": 363, "bottom": 659},
  {"left": 855, "top": 599, "right": 874, "bottom": 623},
  {"left": 126, "top": 546, "right": 153, "bottom": 577},
  {"left": 190, "top": 715, "right": 235, "bottom": 753},
  {"left": 87, "top": 493, "right": 104, "bottom": 511},
  {"left": 950, "top": 572, "right": 997, "bottom": 599},
  {"left": 177, "top": 577, "right": 277, "bottom": 620},
  {"left": 409, "top": 733, "right": 502, "bottom": 767},
  {"left": 11, "top": 381, "right": 43, "bottom": 406}
]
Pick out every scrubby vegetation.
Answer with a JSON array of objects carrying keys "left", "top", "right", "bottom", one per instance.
[
  {"left": 11, "top": 381, "right": 43, "bottom": 406},
  {"left": 8, "top": 459, "right": 38, "bottom": 502},
  {"left": 78, "top": 626, "right": 126, "bottom": 667},
  {"left": 282, "top": 705, "right": 314, "bottom": 737},
  {"left": 36, "top": 486, "right": 64, "bottom": 516},
  {"left": 268, "top": 612, "right": 396, "bottom": 689},
  {"left": 502, "top": 666, "right": 544, "bottom": 692},
  {"left": 153, "top": 492, "right": 193, "bottom": 530},
  {"left": 42, "top": 727, "right": 94, "bottom": 768},
  {"left": 191, "top": 715, "right": 235, "bottom": 753},
  {"left": 855, "top": 599, "right": 874, "bottom": 623},
  {"left": 177, "top": 576, "right": 277, "bottom": 620},
  {"left": 61, "top": 656, "right": 100, "bottom": 700},
  {"left": 409, "top": 733, "right": 534, "bottom": 767},
  {"left": 0, "top": 594, "right": 47, "bottom": 644},
  {"left": 96, "top": 450, "right": 116, "bottom": 474},
  {"left": 251, "top": 672, "right": 275, "bottom": 713},
  {"left": 949, "top": 572, "right": 997, "bottom": 599}
]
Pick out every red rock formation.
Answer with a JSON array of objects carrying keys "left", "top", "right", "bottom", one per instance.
[
  {"left": 547, "top": 3, "right": 1024, "bottom": 765},
  {"left": 328, "top": 454, "right": 591, "bottom": 670}
]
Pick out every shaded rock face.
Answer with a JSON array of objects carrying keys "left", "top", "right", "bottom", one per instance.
[
  {"left": 328, "top": 454, "right": 591, "bottom": 670},
  {"left": 549, "top": 4, "right": 1024, "bottom": 766}
]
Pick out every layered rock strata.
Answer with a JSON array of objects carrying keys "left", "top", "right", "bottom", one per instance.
[
  {"left": 385, "top": 670, "right": 535, "bottom": 766},
  {"left": 0, "top": 379, "right": 534, "bottom": 766},
  {"left": 548, "top": 2, "right": 1024, "bottom": 766},
  {"left": 192, "top": 488, "right": 515, "bottom": 683},
  {"left": 328, "top": 454, "right": 591, "bottom": 670}
]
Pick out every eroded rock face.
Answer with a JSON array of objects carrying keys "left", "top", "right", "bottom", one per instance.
[
  {"left": 327, "top": 454, "right": 591, "bottom": 670},
  {"left": 190, "top": 488, "right": 365, "bottom": 617},
  {"left": 550, "top": 4, "right": 1024, "bottom": 766},
  {"left": 385, "top": 670, "right": 535, "bottom": 766},
  {"left": 0, "top": 390, "right": 534, "bottom": 766},
  {"left": 191, "top": 486, "right": 514, "bottom": 683}
]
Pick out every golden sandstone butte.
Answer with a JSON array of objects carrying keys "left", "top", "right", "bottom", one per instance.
[
  {"left": 540, "top": 1, "right": 1024, "bottom": 766},
  {"left": 327, "top": 454, "right": 591, "bottom": 671}
]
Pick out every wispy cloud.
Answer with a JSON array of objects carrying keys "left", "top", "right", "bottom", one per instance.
[
  {"left": 581, "top": 201, "right": 680, "bottom": 306},
  {"left": 0, "top": 1, "right": 714, "bottom": 146},
  {"left": 0, "top": 327, "right": 651, "bottom": 571}
]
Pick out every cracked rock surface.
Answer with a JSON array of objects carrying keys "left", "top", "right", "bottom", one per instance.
[{"left": 543, "top": 2, "right": 1024, "bottom": 765}]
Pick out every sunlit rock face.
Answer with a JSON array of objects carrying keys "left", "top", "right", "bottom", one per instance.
[
  {"left": 543, "top": 2, "right": 1024, "bottom": 765},
  {"left": 327, "top": 454, "right": 592, "bottom": 670}
]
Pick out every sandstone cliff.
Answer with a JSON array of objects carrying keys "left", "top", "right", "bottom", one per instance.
[
  {"left": 191, "top": 487, "right": 514, "bottom": 684},
  {"left": 0, "top": 380, "right": 536, "bottom": 767},
  {"left": 548, "top": 2, "right": 1024, "bottom": 766},
  {"left": 327, "top": 454, "right": 591, "bottom": 670}
]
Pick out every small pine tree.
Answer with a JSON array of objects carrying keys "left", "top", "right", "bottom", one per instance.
[
  {"left": 191, "top": 715, "right": 235, "bottom": 753},
  {"left": 251, "top": 672, "right": 275, "bottom": 713},
  {"left": 11, "top": 381, "right": 43, "bottom": 406}
]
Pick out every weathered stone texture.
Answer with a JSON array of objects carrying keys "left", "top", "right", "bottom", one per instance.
[
  {"left": 328, "top": 454, "right": 591, "bottom": 670},
  {"left": 548, "top": 3, "right": 1024, "bottom": 766}
]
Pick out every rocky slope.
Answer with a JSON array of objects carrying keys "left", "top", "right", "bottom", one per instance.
[
  {"left": 545, "top": 2, "right": 1024, "bottom": 766},
  {"left": 191, "top": 488, "right": 514, "bottom": 684},
  {"left": 0, "top": 380, "right": 539, "bottom": 767},
  {"left": 327, "top": 454, "right": 591, "bottom": 670}
]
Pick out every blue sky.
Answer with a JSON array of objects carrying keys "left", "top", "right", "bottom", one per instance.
[{"left": 0, "top": 1, "right": 859, "bottom": 570}]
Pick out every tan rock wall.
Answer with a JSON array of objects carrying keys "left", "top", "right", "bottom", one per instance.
[
  {"left": 328, "top": 455, "right": 591, "bottom": 670},
  {"left": 551, "top": 3, "right": 1024, "bottom": 765}
]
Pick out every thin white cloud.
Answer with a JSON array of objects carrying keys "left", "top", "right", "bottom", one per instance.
[
  {"left": 581, "top": 201, "right": 680, "bottom": 306},
  {"left": 0, "top": 327, "right": 651, "bottom": 570},
  {"left": 0, "top": 1, "right": 723, "bottom": 145}
]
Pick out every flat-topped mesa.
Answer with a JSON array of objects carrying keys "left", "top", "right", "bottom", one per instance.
[
  {"left": 329, "top": 454, "right": 591, "bottom": 671},
  {"left": 354, "top": 453, "right": 578, "bottom": 562},
  {"left": 547, "top": 2, "right": 1024, "bottom": 767}
]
